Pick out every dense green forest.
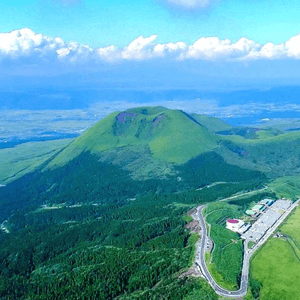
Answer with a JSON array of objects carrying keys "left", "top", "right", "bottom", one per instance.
[{"left": 0, "top": 147, "right": 266, "bottom": 299}]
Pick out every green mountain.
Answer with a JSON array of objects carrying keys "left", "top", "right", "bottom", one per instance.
[
  {"left": 1, "top": 107, "right": 300, "bottom": 300},
  {"left": 48, "top": 107, "right": 219, "bottom": 167},
  {"left": 46, "top": 106, "right": 300, "bottom": 181}
]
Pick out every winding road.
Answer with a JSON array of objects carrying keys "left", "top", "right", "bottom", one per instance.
[{"left": 192, "top": 200, "right": 299, "bottom": 298}]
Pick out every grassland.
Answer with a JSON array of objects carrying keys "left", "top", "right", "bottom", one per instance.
[
  {"left": 248, "top": 241, "right": 255, "bottom": 249},
  {"left": 250, "top": 206, "right": 300, "bottom": 300},
  {"left": 0, "top": 139, "right": 72, "bottom": 184},
  {"left": 269, "top": 176, "right": 300, "bottom": 200},
  {"left": 205, "top": 252, "right": 237, "bottom": 291},
  {"left": 216, "top": 130, "right": 300, "bottom": 178},
  {"left": 280, "top": 205, "right": 300, "bottom": 245},
  {"left": 191, "top": 113, "right": 232, "bottom": 132},
  {"left": 148, "top": 110, "right": 218, "bottom": 164},
  {"left": 250, "top": 239, "right": 300, "bottom": 300}
]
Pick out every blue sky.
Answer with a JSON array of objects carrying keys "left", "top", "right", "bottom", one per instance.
[
  {"left": 1, "top": 0, "right": 300, "bottom": 96},
  {"left": 1, "top": 0, "right": 300, "bottom": 47}
]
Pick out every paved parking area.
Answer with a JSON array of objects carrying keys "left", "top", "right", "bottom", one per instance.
[{"left": 242, "top": 200, "right": 292, "bottom": 242}]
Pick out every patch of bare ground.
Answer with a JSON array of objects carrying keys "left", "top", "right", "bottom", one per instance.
[
  {"left": 180, "top": 211, "right": 204, "bottom": 279},
  {"left": 185, "top": 220, "right": 201, "bottom": 233},
  {"left": 179, "top": 264, "right": 203, "bottom": 278}
]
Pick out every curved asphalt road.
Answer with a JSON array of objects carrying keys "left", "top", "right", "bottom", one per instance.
[
  {"left": 193, "top": 201, "right": 299, "bottom": 298},
  {"left": 194, "top": 205, "right": 248, "bottom": 298}
]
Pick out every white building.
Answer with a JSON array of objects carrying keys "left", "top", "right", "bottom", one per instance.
[{"left": 226, "top": 219, "right": 245, "bottom": 232}]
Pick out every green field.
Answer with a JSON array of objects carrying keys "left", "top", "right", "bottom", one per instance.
[
  {"left": 0, "top": 139, "right": 72, "bottom": 184},
  {"left": 280, "top": 205, "right": 300, "bottom": 245},
  {"left": 250, "top": 239, "right": 300, "bottom": 300},
  {"left": 250, "top": 206, "right": 300, "bottom": 300}
]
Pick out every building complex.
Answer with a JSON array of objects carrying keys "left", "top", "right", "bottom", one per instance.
[{"left": 226, "top": 198, "right": 292, "bottom": 243}]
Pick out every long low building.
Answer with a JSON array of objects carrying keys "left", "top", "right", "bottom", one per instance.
[
  {"left": 252, "top": 204, "right": 264, "bottom": 212},
  {"left": 241, "top": 199, "right": 292, "bottom": 242},
  {"left": 246, "top": 209, "right": 255, "bottom": 216}
]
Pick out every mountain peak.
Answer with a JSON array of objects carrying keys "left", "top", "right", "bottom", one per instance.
[{"left": 47, "top": 107, "right": 225, "bottom": 168}]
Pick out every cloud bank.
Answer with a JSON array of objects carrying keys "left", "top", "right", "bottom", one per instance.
[{"left": 1, "top": 28, "right": 300, "bottom": 65}]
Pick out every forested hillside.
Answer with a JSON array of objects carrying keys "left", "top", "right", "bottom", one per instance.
[
  {"left": 0, "top": 151, "right": 265, "bottom": 298},
  {"left": 1, "top": 107, "right": 300, "bottom": 299}
]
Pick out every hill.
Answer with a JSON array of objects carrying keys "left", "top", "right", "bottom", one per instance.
[
  {"left": 216, "top": 130, "right": 300, "bottom": 178},
  {"left": 47, "top": 106, "right": 219, "bottom": 168},
  {"left": 46, "top": 107, "right": 300, "bottom": 181}
]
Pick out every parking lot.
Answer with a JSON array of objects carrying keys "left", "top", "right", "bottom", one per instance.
[{"left": 241, "top": 200, "right": 292, "bottom": 242}]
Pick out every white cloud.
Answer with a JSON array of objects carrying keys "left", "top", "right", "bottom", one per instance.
[
  {"left": 285, "top": 34, "right": 300, "bottom": 58},
  {"left": 153, "top": 41, "right": 187, "bottom": 57},
  {"left": 97, "top": 45, "right": 119, "bottom": 61},
  {"left": 57, "top": 42, "right": 93, "bottom": 62},
  {"left": 0, "top": 28, "right": 65, "bottom": 59},
  {"left": 181, "top": 37, "right": 260, "bottom": 60},
  {"left": 249, "top": 43, "right": 286, "bottom": 59},
  {"left": 241, "top": 34, "right": 300, "bottom": 60},
  {"left": 56, "top": 48, "right": 70, "bottom": 58},
  {"left": 2, "top": 28, "right": 300, "bottom": 65},
  {"left": 121, "top": 35, "right": 158, "bottom": 60},
  {"left": 95, "top": 36, "right": 186, "bottom": 61}
]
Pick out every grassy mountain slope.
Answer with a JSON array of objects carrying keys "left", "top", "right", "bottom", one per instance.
[
  {"left": 0, "top": 139, "right": 72, "bottom": 185},
  {"left": 269, "top": 175, "right": 300, "bottom": 200},
  {"left": 217, "top": 127, "right": 283, "bottom": 140},
  {"left": 215, "top": 130, "right": 300, "bottom": 178},
  {"left": 191, "top": 113, "right": 232, "bottom": 132},
  {"left": 148, "top": 110, "right": 218, "bottom": 163},
  {"left": 45, "top": 106, "right": 300, "bottom": 181},
  {"left": 48, "top": 107, "right": 219, "bottom": 167}
]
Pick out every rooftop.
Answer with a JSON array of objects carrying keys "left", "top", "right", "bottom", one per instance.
[
  {"left": 242, "top": 200, "right": 292, "bottom": 242},
  {"left": 227, "top": 219, "right": 239, "bottom": 224},
  {"left": 253, "top": 204, "right": 263, "bottom": 210}
]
